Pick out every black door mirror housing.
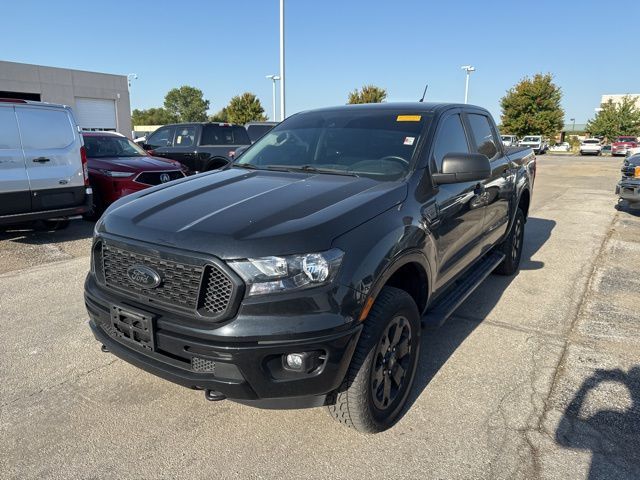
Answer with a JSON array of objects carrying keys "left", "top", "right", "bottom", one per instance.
[
  {"left": 432, "top": 153, "right": 491, "bottom": 185},
  {"left": 142, "top": 143, "right": 152, "bottom": 151}
]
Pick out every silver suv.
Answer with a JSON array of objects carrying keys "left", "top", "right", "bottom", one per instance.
[{"left": 0, "top": 99, "right": 92, "bottom": 228}]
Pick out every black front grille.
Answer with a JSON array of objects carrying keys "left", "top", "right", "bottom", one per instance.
[
  {"left": 96, "top": 240, "right": 240, "bottom": 319},
  {"left": 135, "top": 170, "right": 185, "bottom": 186}
]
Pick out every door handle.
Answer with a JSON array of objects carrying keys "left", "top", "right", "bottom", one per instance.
[{"left": 32, "top": 157, "right": 50, "bottom": 163}]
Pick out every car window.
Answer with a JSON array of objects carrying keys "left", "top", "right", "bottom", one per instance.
[
  {"left": 432, "top": 114, "right": 469, "bottom": 171},
  {"left": 200, "top": 125, "right": 251, "bottom": 145},
  {"left": 146, "top": 126, "right": 175, "bottom": 149},
  {"left": 16, "top": 108, "right": 74, "bottom": 149},
  {"left": 0, "top": 107, "right": 21, "bottom": 150},
  {"left": 467, "top": 114, "right": 498, "bottom": 159},
  {"left": 246, "top": 124, "right": 275, "bottom": 143},
  {"left": 173, "top": 125, "right": 197, "bottom": 147}
]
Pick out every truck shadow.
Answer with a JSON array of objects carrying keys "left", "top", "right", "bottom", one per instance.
[
  {"left": 0, "top": 220, "right": 95, "bottom": 245},
  {"left": 555, "top": 368, "right": 640, "bottom": 479},
  {"left": 404, "top": 216, "right": 555, "bottom": 412}
]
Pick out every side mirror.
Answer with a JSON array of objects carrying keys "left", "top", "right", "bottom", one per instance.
[
  {"left": 142, "top": 143, "right": 152, "bottom": 151},
  {"left": 432, "top": 153, "right": 491, "bottom": 185}
]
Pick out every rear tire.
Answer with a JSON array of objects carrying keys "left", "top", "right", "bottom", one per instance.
[
  {"left": 35, "top": 219, "right": 70, "bottom": 231},
  {"left": 326, "top": 286, "right": 421, "bottom": 433},
  {"left": 494, "top": 208, "right": 525, "bottom": 276}
]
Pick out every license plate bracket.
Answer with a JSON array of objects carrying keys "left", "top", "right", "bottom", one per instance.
[{"left": 109, "top": 304, "right": 155, "bottom": 351}]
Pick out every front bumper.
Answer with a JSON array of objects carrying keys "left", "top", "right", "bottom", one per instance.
[
  {"left": 85, "top": 275, "right": 362, "bottom": 408},
  {"left": 616, "top": 180, "right": 640, "bottom": 203}
]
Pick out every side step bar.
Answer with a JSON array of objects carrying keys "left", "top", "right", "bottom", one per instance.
[{"left": 422, "top": 251, "right": 506, "bottom": 329}]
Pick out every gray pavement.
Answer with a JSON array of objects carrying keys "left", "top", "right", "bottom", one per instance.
[{"left": 1, "top": 155, "right": 639, "bottom": 479}]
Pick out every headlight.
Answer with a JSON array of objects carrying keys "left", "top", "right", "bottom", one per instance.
[
  {"left": 229, "top": 249, "right": 344, "bottom": 296},
  {"left": 100, "top": 169, "right": 134, "bottom": 178}
]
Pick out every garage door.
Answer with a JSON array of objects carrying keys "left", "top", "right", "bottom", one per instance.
[{"left": 74, "top": 97, "right": 116, "bottom": 130}]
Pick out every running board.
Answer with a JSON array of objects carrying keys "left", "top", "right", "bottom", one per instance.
[{"left": 422, "top": 251, "right": 506, "bottom": 329}]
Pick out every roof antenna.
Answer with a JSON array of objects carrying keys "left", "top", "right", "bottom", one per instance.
[{"left": 419, "top": 84, "right": 429, "bottom": 102}]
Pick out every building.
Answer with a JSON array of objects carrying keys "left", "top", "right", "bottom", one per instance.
[
  {"left": 600, "top": 94, "right": 640, "bottom": 109},
  {"left": 0, "top": 60, "right": 131, "bottom": 136}
]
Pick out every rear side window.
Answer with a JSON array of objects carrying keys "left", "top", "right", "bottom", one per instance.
[
  {"left": 16, "top": 108, "right": 74, "bottom": 149},
  {"left": 0, "top": 108, "right": 21, "bottom": 150},
  {"left": 247, "top": 124, "right": 275, "bottom": 143},
  {"left": 433, "top": 114, "right": 469, "bottom": 171},
  {"left": 173, "top": 125, "right": 197, "bottom": 147},
  {"left": 200, "top": 125, "right": 250, "bottom": 146},
  {"left": 147, "top": 126, "right": 175, "bottom": 149},
  {"left": 467, "top": 114, "right": 498, "bottom": 159}
]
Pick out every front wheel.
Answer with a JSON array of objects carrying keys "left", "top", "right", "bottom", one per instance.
[
  {"left": 326, "top": 286, "right": 421, "bottom": 433},
  {"left": 494, "top": 207, "right": 525, "bottom": 275}
]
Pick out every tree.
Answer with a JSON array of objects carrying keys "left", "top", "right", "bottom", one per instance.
[
  {"left": 209, "top": 107, "right": 229, "bottom": 123},
  {"left": 500, "top": 73, "right": 564, "bottom": 137},
  {"left": 347, "top": 85, "right": 387, "bottom": 104},
  {"left": 131, "top": 107, "right": 178, "bottom": 126},
  {"left": 222, "top": 93, "right": 267, "bottom": 124},
  {"left": 586, "top": 96, "right": 640, "bottom": 141},
  {"left": 164, "top": 86, "right": 210, "bottom": 122}
]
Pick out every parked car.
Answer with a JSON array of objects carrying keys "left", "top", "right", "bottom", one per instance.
[
  {"left": 86, "top": 102, "right": 535, "bottom": 433},
  {"left": 616, "top": 154, "right": 640, "bottom": 206},
  {"left": 549, "top": 142, "right": 571, "bottom": 152},
  {"left": 579, "top": 138, "right": 602, "bottom": 156},
  {"left": 500, "top": 135, "right": 519, "bottom": 147},
  {"left": 0, "top": 99, "right": 92, "bottom": 229},
  {"left": 519, "top": 135, "right": 548, "bottom": 154},
  {"left": 82, "top": 132, "right": 187, "bottom": 220},
  {"left": 245, "top": 121, "right": 279, "bottom": 143},
  {"left": 612, "top": 136, "right": 638, "bottom": 156},
  {"left": 142, "top": 122, "right": 251, "bottom": 172}
]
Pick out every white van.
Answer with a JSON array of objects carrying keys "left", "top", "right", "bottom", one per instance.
[{"left": 0, "top": 99, "right": 92, "bottom": 228}]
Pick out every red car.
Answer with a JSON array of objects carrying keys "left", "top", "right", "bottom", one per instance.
[
  {"left": 83, "top": 132, "right": 188, "bottom": 219},
  {"left": 612, "top": 136, "right": 638, "bottom": 157}
]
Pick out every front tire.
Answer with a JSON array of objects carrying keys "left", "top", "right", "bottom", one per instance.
[
  {"left": 494, "top": 207, "right": 525, "bottom": 275},
  {"left": 326, "top": 287, "right": 421, "bottom": 433}
]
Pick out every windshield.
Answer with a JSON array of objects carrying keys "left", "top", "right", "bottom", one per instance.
[
  {"left": 522, "top": 136, "right": 540, "bottom": 142},
  {"left": 84, "top": 135, "right": 146, "bottom": 158},
  {"left": 501, "top": 136, "right": 513, "bottom": 141},
  {"left": 617, "top": 137, "right": 636, "bottom": 143},
  {"left": 236, "top": 109, "right": 427, "bottom": 180}
]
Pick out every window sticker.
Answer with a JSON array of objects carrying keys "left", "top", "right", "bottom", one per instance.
[
  {"left": 403, "top": 136, "right": 415, "bottom": 146},
  {"left": 397, "top": 115, "right": 422, "bottom": 122}
]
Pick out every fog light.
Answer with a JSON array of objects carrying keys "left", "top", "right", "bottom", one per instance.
[{"left": 285, "top": 353, "right": 305, "bottom": 371}]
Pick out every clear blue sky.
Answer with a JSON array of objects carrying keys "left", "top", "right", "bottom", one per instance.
[{"left": 1, "top": 0, "right": 638, "bottom": 124}]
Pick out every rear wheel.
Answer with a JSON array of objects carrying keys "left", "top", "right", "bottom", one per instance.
[
  {"left": 34, "top": 219, "right": 70, "bottom": 231},
  {"left": 494, "top": 207, "right": 525, "bottom": 276},
  {"left": 326, "top": 286, "right": 421, "bottom": 433}
]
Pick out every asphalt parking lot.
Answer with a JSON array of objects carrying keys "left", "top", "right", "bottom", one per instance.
[{"left": 1, "top": 155, "right": 639, "bottom": 479}]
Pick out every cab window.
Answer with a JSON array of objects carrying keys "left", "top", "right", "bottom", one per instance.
[
  {"left": 467, "top": 114, "right": 498, "bottom": 160},
  {"left": 146, "top": 126, "right": 175, "bottom": 149},
  {"left": 432, "top": 114, "right": 469, "bottom": 171}
]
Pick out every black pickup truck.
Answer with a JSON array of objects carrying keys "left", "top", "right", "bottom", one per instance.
[
  {"left": 85, "top": 103, "right": 535, "bottom": 433},
  {"left": 142, "top": 122, "right": 251, "bottom": 172}
]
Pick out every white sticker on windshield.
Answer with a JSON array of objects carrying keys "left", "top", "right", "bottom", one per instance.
[{"left": 404, "top": 136, "right": 415, "bottom": 146}]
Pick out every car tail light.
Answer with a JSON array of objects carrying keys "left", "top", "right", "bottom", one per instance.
[{"left": 80, "top": 146, "right": 89, "bottom": 185}]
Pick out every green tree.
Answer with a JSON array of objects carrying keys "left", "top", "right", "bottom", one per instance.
[
  {"left": 164, "top": 86, "right": 210, "bottom": 122},
  {"left": 131, "top": 107, "right": 178, "bottom": 126},
  {"left": 209, "top": 107, "right": 229, "bottom": 123},
  {"left": 586, "top": 96, "right": 640, "bottom": 141},
  {"left": 347, "top": 85, "right": 387, "bottom": 104},
  {"left": 222, "top": 93, "right": 267, "bottom": 124},
  {"left": 500, "top": 73, "right": 564, "bottom": 137}
]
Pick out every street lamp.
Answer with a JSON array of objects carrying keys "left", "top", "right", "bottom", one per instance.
[
  {"left": 279, "top": 0, "right": 285, "bottom": 120},
  {"left": 265, "top": 75, "right": 281, "bottom": 121},
  {"left": 461, "top": 65, "right": 475, "bottom": 104},
  {"left": 127, "top": 73, "right": 138, "bottom": 88},
  {"left": 570, "top": 118, "right": 575, "bottom": 132}
]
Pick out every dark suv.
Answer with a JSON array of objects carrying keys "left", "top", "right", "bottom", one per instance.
[
  {"left": 142, "top": 122, "right": 251, "bottom": 172},
  {"left": 86, "top": 103, "right": 535, "bottom": 433}
]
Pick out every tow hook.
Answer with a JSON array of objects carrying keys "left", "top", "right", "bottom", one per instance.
[
  {"left": 204, "top": 389, "right": 226, "bottom": 402},
  {"left": 100, "top": 344, "right": 109, "bottom": 353}
]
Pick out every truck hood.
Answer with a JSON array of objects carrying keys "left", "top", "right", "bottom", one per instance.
[{"left": 99, "top": 168, "right": 408, "bottom": 258}]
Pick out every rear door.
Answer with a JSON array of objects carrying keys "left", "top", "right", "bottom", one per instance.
[
  {"left": 464, "top": 112, "right": 512, "bottom": 248},
  {"left": 169, "top": 124, "right": 200, "bottom": 170},
  {"left": 16, "top": 105, "right": 86, "bottom": 211},
  {"left": 0, "top": 105, "right": 31, "bottom": 216}
]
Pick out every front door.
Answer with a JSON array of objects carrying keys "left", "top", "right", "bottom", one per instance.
[
  {"left": 426, "top": 111, "right": 486, "bottom": 290},
  {"left": 0, "top": 106, "right": 30, "bottom": 216}
]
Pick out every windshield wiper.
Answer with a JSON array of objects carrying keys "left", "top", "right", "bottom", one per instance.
[
  {"left": 232, "top": 163, "right": 262, "bottom": 170},
  {"left": 267, "top": 165, "right": 359, "bottom": 177}
]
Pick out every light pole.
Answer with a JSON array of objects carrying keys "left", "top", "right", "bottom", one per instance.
[
  {"left": 461, "top": 65, "right": 475, "bottom": 104},
  {"left": 570, "top": 118, "right": 575, "bottom": 132},
  {"left": 279, "top": 0, "right": 285, "bottom": 121},
  {"left": 127, "top": 73, "right": 138, "bottom": 88},
  {"left": 266, "top": 75, "right": 280, "bottom": 121}
]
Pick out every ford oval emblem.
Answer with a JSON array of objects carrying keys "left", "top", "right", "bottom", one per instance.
[{"left": 127, "top": 265, "right": 161, "bottom": 289}]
